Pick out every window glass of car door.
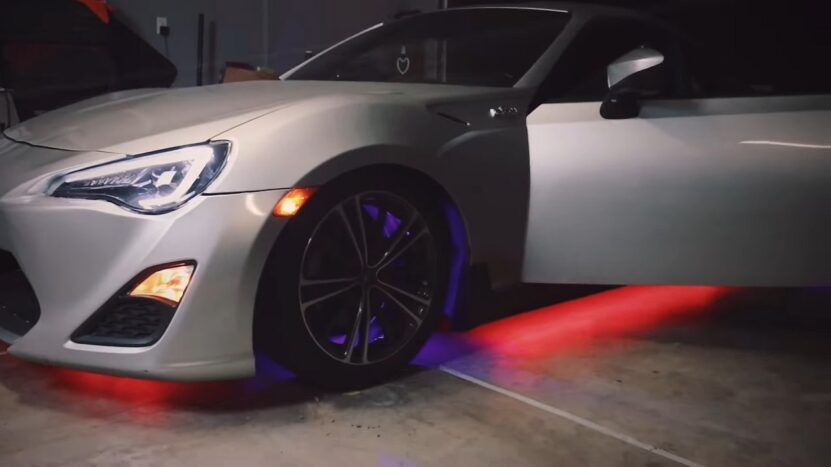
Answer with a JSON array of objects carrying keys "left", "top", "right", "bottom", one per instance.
[
  {"left": 287, "top": 9, "right": 570, "bottom": 88},
  {"left": 535, "top": 17, "right": 682, "bottom": 104}
]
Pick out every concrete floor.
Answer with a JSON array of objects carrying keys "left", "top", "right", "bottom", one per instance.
[{"left": 1, "top": 286, "right": 830, "bottom": 467}]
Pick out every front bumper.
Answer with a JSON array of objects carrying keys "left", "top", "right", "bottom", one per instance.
[{"left": 0, "top": 182, "right": 288, "bottom": 381}]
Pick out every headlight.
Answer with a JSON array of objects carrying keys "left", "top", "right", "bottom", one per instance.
[{"left": 49, "top": 142, "right": 230, "bottom": 214}]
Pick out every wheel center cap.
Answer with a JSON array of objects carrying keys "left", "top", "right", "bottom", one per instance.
[{"left": 360, "top": 269, "right": 374, "bottom": 286}]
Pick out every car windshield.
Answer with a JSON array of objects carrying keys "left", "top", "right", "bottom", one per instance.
[{"left": 285, "top": 8, "right": 570, "bottom": 87}]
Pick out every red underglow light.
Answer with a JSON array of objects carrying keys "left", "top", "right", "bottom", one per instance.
[
  {"left": 469, "top": 286, "right": 738, "bottom": 359},
  {"left": 44, "top": 368, "right": 243, "bottom": 423},
  {"left": 6, "top": 286, "right": 738, "bottom": 419}
]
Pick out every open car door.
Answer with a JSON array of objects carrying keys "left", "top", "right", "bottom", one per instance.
[{"left": 522, "top": 17, "right": 831, "bottom": 287}]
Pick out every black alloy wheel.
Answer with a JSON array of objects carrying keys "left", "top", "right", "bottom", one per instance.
[{"left": 257, "top": 174, "right": 451, "bottom": 388}]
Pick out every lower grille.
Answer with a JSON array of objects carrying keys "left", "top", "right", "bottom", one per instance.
[
  {"left": 0, "top": 250, "right": 41, "bottom": 339},
  {"left": 71, "top": 297, "right": 174, "bottom": 347}
]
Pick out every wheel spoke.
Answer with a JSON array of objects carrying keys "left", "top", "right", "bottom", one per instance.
[
  {"left": 376, "top": 228, "right": 430, "bottom": 272},
  {"left": 336, "top": 205, "right": 364, "bottom": 265},
  {"left": 378, "top": 280, "right": 432, "bottom": 307},
  {"left": 368, "top": 210, "right": 418, "bottom": 268},
  {"left": 353, "top": 196, "right": 370, "bottom": 267},
  {"left": 300, "top": 282, "right": 358, "bottom": 313},
  {"left": 360, "top": 289, "right": 373, "bottom": 363},
  {"left": 374, "top": 285, "right": 424, "bottom": 326},
  {"left": 301, "top": 276, "right": 359, "bottom": 287},
  {"left": 343, "top": 291, "right": 365, "bottom": 362}
]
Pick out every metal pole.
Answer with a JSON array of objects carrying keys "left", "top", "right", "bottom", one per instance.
[
  {"left": 196, "top": 13, "right": 205, "bottom": 86},
  {"left": 262, "top": 0, "right": 270, "bottom": 68}
]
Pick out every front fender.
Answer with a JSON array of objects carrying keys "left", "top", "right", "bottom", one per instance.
[
  {"left": 210, "top": 95, "right": 530, "bottom": 288},
  {"left": 207, "top": 96, "right": 460, "bottom": 193}
]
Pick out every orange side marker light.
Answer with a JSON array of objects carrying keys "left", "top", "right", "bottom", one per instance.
[{"left": 273, "top": 187, "right": 317, "bottom": 217}]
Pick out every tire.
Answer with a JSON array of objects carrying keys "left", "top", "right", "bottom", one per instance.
[{"left": 256, "top": 172, "right": 451, "bottom": 389}]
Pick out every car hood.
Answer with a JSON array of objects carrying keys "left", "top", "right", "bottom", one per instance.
[
  {"left": 2, "top": 80, "right": 520, "bottom": 156},
  {"left": 2, "top": 81, "right": 321, "bottom": 155}
]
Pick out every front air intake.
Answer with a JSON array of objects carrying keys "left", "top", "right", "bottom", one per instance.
[
  {"left": 0, "top": 250, "right": 41, "bottom": 339},
  {"left": 71, "top": 261, "right": 194, "bottom": 347},
  {"left": 71, "top": 296, "right": 174, "bottom": 347}
]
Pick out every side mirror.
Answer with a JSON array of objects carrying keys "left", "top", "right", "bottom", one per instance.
[{"left": 600, "top": 47, "right": 666, "bottom": 120}]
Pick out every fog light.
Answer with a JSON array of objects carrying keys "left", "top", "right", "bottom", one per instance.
[
  {"left": 129, "top": 264, "right": 195, "bottom": 305},
  {"left": 273, "top": 187, "right": 316, "bottom": 217}
]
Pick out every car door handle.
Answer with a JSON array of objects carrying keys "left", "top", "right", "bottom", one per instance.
[{"left": 489, "top": 106, "right": 520, "bottom": 119}]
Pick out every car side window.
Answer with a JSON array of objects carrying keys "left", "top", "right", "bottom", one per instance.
[
  {"left": 536, "top": 17, "right": 684, "bottom": 104},
  {"left": 289, "top": 9, "right": 570, "bottom": 88}
]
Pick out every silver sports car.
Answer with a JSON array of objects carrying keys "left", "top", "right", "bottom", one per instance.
[{"left": 1, "top": 3, "right": 829, "bottom": 386}]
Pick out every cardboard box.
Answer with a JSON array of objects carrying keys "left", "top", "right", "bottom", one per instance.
[{"left": 222, "top": 65, "right": 278, "bottom": 83}]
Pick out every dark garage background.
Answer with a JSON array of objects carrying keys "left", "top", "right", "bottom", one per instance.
[
  {"left": 2, "top": 0, "right": 829, "bottom": 119},
  {"left": 1, "top": 2, "right": 831, "bottom": 466}
]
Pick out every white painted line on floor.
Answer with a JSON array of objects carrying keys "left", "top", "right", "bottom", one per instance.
[
  {"left": 440, "top": 366, "right": 707, "bottom": 467},
  {"left": 741, "top": 140, "right": 831, "bottom": 149}
]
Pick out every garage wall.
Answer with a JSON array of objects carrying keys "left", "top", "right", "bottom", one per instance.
[
  {"left": 107, "top": 0, "right": 440, "bottom": 87},
  {"left": 107, "top": 0, "right": 263, "bottom": 87}
]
